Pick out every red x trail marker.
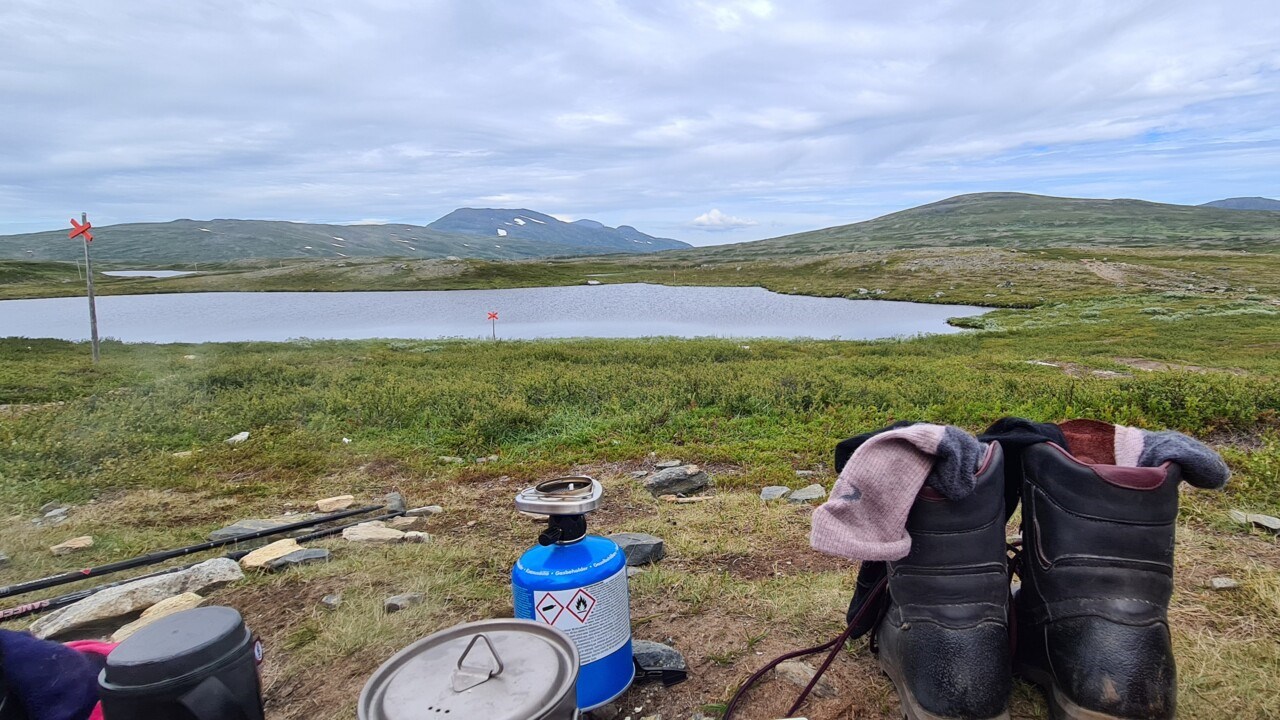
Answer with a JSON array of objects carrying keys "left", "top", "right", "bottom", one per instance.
[
  {"left": 69, "top": 217, "right": 94, "bottom": 242},
  {"left": 487, "top": 312, "right": 498, "bottom": 320}
]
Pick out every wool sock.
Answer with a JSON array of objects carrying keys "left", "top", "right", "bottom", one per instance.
[{"left": 812, "top": 424, "right": 988, "bottom": 561}]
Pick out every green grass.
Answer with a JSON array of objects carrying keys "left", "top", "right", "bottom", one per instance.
[{"left": 2, "top": 249, "right": 1279, "bottom": 719}]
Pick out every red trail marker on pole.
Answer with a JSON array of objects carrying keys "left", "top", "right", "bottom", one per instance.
[
  {"left": 69, "top": 213, "right": 100, "bottom": 363},
  {"left": 487, "top": 311, "right": 498, "bottom": 340}
]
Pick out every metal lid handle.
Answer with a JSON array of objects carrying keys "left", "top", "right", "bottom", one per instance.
[{"left": 451, "top": 633, "right": 504, "bottom": 692}]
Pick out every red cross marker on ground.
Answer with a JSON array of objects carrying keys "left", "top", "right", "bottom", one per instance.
[{"left": 69, "top": 217, "right": 94, "bottom": 243}]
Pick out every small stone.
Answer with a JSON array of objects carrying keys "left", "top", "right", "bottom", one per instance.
[
  {"left": 320, "top": 594, "right": 343, "bottom": 610},
  {"left": 51, "top": 536, "right": 94, "bottom": 556},
  {"left": 342, "top": 437, "right": 352, "bottom": 444},
  {"left": 795, "top": 470, "right": 819, "bottom": 478},
  {"left": 487, "top": 454, "right": 500, "bottom": 463},
  {"left": 316, "top": 495, "right": 355, "bottom": 512},
  {"left": 644, "top": 465, "right": 710, "bottom": 497},
  {"left": 225, "top": 431, "right": 250, "bottom": 445},
  {"left": 760, "top": 486, "right": 791, "bottom": 501},
  {"left": 1210, "top": 577, "right": 1240, "bottom": 590},
  {"left": 609, "top": 532, "right": 665, "bottom": 566},
  {"left": 387, "top": 516, "right": 420, "bottom": 530},
  {"left": 406, "top": 505, "right": 443, "bottom": 517},
  {"left": 265, "top": 548, "right": 331, "bottom": 572},
  {"left": 402, "top": 531, "right": 431, "bottom": 543},
  {"left": 30, "top": 558, "right": 243, "bottom": 639},
  {"left": 774, "top": 659, "right": 836, "bottom": 698},
  {"left": 343, "top": 523, "right": 406, "bottom": 543},
  {"left": 39, "top": 501, "right": 64, "bottom": 514},
  {"left": 631, "top": 639, "right": 687, "bottom": 675},
  {"left": 466, "top": 520, "right": 477, "bottom": 527},
  {"left": 384, "top": 592, "right": 424, "bottom": 614},
  {"left": 629, "top": 470, "right": 650, "bottom": 479},
  {"left": 787, "top": 484, "right": 827, "bottom": 503},
  {"left": 654, "top": 459, "right": 682, "bottom": 469},
  {"left": 384, "top": 492, "right": 407, "bottom": 514},
  {"left": 111, "top": 593, "right": 204, "bottom": 642},
  {"left": 438, "top": 456, "right": 466, "bottom": 464},
  {"left": 626, "top": 566, "right": 643, "bottom": 578},
  {"left": 182, "top": 354, "right": 197, "bottom": 360},
  {"left": 171, "top": 450, "right": 194, "bottom": 458},
  {"left": 590, "top": 701, "right": 621, "bottom": 720},
  {"left": 0, "top": 552, "right": 9, "bottom": 568},
  {"left": 44, "top": 507, "right": 68, "bottom": 519},
  {"left": 208, "top": 518, "right": 290, "bottom": 542},
  {"left": 240, "top": 538, "right": 302, "bottom": 570},
  {"left": 1231, "top": 509, "right": 1280, "bottom": 532}
]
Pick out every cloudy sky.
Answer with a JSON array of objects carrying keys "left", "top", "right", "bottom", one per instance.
[{"left": 2, "top": 1, "right": 1278, "bottom": 244}]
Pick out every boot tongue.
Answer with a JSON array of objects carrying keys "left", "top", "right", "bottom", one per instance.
[{"left": 1057, "top": 419, "right": 1118, "bottom": 464}]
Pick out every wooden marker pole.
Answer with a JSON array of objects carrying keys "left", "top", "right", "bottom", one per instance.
[{"left": 70, "top": 212, "right": 100, "bottom": 363}]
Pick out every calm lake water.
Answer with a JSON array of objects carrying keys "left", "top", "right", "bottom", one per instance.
[
  {"left": 0, "top": 284, "right": 988, "bottom": 343},
  {"left": 101, "top": 270, "right": 197, "bottom": 278}
]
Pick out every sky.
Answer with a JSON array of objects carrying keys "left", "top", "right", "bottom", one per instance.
[{"left": 2, "top": 1, "right": 1278, "bottom": 245}]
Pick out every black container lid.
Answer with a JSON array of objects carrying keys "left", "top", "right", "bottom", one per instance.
[{"left": 103, "top": 607, "right": 250, "bottom": 688}]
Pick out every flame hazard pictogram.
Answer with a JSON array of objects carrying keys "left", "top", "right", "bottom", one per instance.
[{"left": 566, "top": 588, "right": 596, "bottom": 623}]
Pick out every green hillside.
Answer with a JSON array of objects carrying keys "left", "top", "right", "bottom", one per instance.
[
  {"left": 692, "top": 192, "right": 1280, "bottom": 259},
  {"left": 0, "top": 219, "right": 609, "bottom": 265}
]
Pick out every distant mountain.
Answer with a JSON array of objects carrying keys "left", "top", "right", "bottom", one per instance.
[
  {"left": 1200, "top": 197, "right": 1280, "bottom": 212},
  {"left": 696, "top": 192, "right": 1280, "bottom": 259},
  {"left": 0, "top": 212, "right": 687, "bottom": 265},
  {"left": 427, "top": 208, "right": 689, "bottom": 252}
]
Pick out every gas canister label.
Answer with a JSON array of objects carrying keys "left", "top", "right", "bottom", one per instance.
[{"left": 516, "top": 567, "right": 629, "bottom": 664}]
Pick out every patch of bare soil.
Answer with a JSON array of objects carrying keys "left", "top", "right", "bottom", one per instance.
[
  {"left": 1115, "top": 357, "right": 1247, "bottom": 375},
  {"left": 1081, "top": 259, "right": 1127, "bottom": 283}
]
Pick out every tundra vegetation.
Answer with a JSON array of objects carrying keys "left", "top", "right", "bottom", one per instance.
[{"left": 1, "top": 212, "right": 1278, "bottom": 717}]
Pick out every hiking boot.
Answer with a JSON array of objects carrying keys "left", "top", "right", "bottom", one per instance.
[
  {"left": 1014, "top": 442, "right": 1179, "bottom": 719},
  {"left": 874, "top": 442, "right": 1011, "bottom": 720}
]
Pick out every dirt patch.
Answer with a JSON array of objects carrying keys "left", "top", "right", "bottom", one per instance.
[
  {"left": 1115, "top": 357, "right": 1246, "bottom": 375},
  {"left": 1081, "top": 259, "right": 1127, "bottom": 283}
]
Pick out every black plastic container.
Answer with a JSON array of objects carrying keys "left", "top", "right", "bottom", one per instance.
[{"left": 98, "top": 606, "right": 265, "bottom": 720}]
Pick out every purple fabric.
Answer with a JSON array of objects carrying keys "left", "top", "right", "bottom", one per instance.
[{"left": 0, "top": 630, "right": 100, "bottom": 720}]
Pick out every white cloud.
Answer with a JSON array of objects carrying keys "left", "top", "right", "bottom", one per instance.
[
  {"left": 0, "top": 1, "right": 1277, "bottom": 244},
  {"left": 690, "top": 208, "right": 757, "bottom": 230}
]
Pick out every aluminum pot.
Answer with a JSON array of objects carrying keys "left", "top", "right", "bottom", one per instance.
[{"left": 359, "top": 618, "right": 579, "bottom": 720}]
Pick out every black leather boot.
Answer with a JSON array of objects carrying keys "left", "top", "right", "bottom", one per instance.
[
  {"left": 874, "top": 442, "right": 1011, "bottom": 720},
  {"left": 1015, "top": 442, "right": 1180, "bottom": 719}
]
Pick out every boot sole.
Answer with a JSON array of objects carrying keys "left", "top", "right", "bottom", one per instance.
[
  {"left": 879, "top": 655, "right": 1010, "bottom": 720},
  {"left": 1016, "top": 664, "right": 1135, "bottom": 720}
]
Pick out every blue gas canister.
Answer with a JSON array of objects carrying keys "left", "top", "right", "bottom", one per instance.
[{"left": 512, "top": 476, "right": 634, "bottom": 711}]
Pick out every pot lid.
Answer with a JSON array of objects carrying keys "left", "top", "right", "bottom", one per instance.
[{"left": 359, "top": 619, "right": 578, "bottom": 720}]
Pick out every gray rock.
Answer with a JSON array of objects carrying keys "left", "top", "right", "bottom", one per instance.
[
  {"left": 787, "top": 483, "right": 827, "bottom": 503},
  {"left": 654, "top": 459, "right": 682, "bottom": 469},
  {"left": 760, "top": 486, "right": 791, "bottom": 501},
  {"left": 644, "top": 465, "right": 709, "bottom": 497},
  {"left": 40, "top": 501, "right": 64, "bottom": 514},
  {"left": 30, "top": 558, "right": 244, "bottom": 639},
  {"left": 629, "top": 470, "right": 650, "bottom": 479},
  {"left": 1230, "top": 509, "right": 1280, "bottom": 532},
  {"left": 795, "top": 470, "right": 819, "bottom": 478},
  {"left": 406, "top": 505, "right": 443, "bottom": 516},
  {"left": 626, "top": 566, "right": 644, "bottom": 578},
  {"left": 632, "top": 639, "right": 686, "bottom": 673},
  {"left": 1210, "top": 577, "right": 1240, "bottom": 590},
  {"left": 208, "top": 518, "right": 291, "bottom": 542},
  {"left": 320, "top": 594, "right": 343, "bottom": 610},
  {"left": 487, "top": 454, "right": 500, "bottom": 463},
  {"left": 0, "top": 552, "right": 9, "bottom": 568},
  {"left": 384, "top": 491, "right": 406, "bottom": 514},
  {"left": 384, "top": 592, "right": 424, "bottom": 614},
  {"left": 609, "top": 533, "right": 666, "bottom": 566},
  {"left": 588, "top": 701, "right": 621, "bottom": 720},
  {"left": 265, "top": 548, "right": 331, "bottom": 572},
  {"left": 225, "top": 431, "right": 250, "bottom": 445},
  {"left": 438, "top": 456, "right": 466, "bottom": 464},
  {"left": 774, "top": 659, "right": 836, "bottom": 698}
]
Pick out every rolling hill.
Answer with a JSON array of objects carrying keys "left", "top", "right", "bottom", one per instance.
[
  {"left": 692, "top": 192, "right": 1280, "bottom": 259},
  {"left": 0, "top": 213, "right": 688, "bottom": 265},
  {"left": 1201, "top": 197, "right": 1280, "bottom": 211},
  {"left": 427, "top": 208, "right": 688, "bottom": 252}
]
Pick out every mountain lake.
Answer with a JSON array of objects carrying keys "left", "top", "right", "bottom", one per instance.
[{"left": 0, "top": 284, "right": 989, "bottom": 343}]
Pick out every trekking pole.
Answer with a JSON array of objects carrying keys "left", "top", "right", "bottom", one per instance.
[
  {"left": 0, "top": 504, "right": 385, "bottom": 600},
  {"left": 0, "top": 506, "right": 415, "bottom": 622}
]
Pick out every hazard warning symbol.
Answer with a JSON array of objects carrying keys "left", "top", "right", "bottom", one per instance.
[
  {"left": 535, "top": 592, "right": 564, "bottom": 625},
  {"left": 566, "top": 588, "right": 596, "bottom": 622}
]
